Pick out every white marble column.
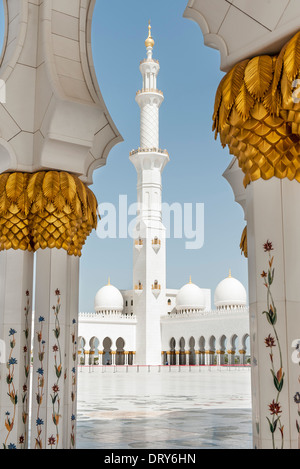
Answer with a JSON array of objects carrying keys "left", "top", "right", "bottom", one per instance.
[
  {"left": 227, "top": 350, "right": 236, "bottom": 365},
  {"left": 239, "top": 350, "right": 246, "bottom": 365},
  {"left": 0, "top": 250, "right": 34, "bottom": 449},
  {"left": 30, "top": 249, "right": 79, "bottom": 450},
  {"left": 217, "top": 351, "right": 225, "bottom": 366},
  {"left": 205, "top": 350, "right": 214, "bottom": 365},
  {"left": 246, "top": 178, "right": 300, "bottom": 449}
]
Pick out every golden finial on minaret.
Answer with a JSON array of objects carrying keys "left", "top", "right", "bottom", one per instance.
[
  {"left": 145, "top": 20, "right": 155, "bottom": 48},
  {"left": 107, "top": 277, "right": 111, "bottom": 286},
  {"left": 189, "top": 275, "right": 192, "bottom": 284},
  {"left": 228, "top": 269, "right": 232, "bottom": 278}
]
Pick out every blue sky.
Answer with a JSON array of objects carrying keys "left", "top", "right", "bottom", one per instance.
[{"left": 0, "top": 1, "right": 248, "bottom": 311}]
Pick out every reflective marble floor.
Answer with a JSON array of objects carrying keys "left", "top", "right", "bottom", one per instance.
[{"left": 76, "top": 367, "right": 252, "bottom": 449}]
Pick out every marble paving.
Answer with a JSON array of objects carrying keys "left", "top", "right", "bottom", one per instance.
[{"left": 76, "top": 367, "right": 252, "bottom": 449}]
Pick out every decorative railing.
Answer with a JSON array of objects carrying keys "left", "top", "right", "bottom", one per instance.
[
  {"left": 140, "top": 58, "right": 159, "bottom": 65},
  {"left": 162, "top": 306, "right": 249, "bottom": 320},
  {"left": 79, "top": 312, "right": 137, "bottom": 321},
  {"left": 136, "top": 88, "right": 163, "bottom": 97},
  {"left": 129, "top": 147, "right": 169, "bottom": 157}
]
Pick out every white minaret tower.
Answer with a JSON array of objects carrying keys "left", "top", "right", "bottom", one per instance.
[{"left": 130, "top": 22, "right": 169, "bottom": 365}]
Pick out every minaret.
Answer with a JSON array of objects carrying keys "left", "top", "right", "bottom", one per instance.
[{"left": 130, "top": 22, "right": 169, "bottom": 365}]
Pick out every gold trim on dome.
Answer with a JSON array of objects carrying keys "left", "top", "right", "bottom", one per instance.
[
  {"left": 213, "top": 31, "right": 300, "bottom": 187},
  {"left": 0, "top": 171, "right": 98, "bottom": 256}
]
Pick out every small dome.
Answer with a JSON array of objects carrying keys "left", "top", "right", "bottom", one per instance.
[
  {"left": 94, "top": 279, "right": 123, "bottom": 313},
  {"left": 176, "top": 278, "right": 205, "bottom": 312},
  {"left": 214, "top": 271, "right": 247, "bottom": 309},
  {"left": 145, "top": 21, "right": 155, "bottom": 48}
]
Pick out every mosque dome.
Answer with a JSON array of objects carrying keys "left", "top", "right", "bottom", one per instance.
[
  {"left": 94, "top": 279, "right": 124, "bottom": 313},
  {"left": 214, "top": 271, "right": 247, "bottom": 309},
  {"left": 176, "top": 278, "right": 205, "bottom": 312}
]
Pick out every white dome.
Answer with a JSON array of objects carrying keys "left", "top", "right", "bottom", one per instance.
[
  {"left": 176, "top": 280, "right": 205, "bottom": 312},
  {"left": 94, "top": 281, "right": 124, "bottom": 313},
  {"left": 214, "top": 273, "right": 247, "bottom": 309}
]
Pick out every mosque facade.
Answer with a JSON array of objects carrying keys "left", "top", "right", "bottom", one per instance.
[{"left": 78, "top": 24, "right": 250, "bottom": 367}]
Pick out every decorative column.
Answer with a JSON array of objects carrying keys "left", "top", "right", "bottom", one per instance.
[
  {"left": 239, "top": 349, "right": 246, "bottom": 365},
  {"left": 227, "top": 350, "right": 236, "bottom": 366},
  {"left": 0, "top": 250, "right": 33, "bottom": 449},
  {"left": 199, "top": 351, "right": 205, "bottom": 366},
  {"left": 214, "top": 31, "right": 300, "bottom": 449},
  {"left": 0, "top": 0, "right": 121, "bottom": 450},
  {"left": 217, "top": 350, "right": 225, "bottom": 366},
  {"left": 205, "top": 350, "right": 215, "bottom": 366},
  {"left": 29, "top": 172, "right": 97, "bottom": 449},
  {"left": 31, "top": 249, "right": 80, "bottom": 450}
]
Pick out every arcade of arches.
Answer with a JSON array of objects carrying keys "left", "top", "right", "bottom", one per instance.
[{"left": 78, "top": 333, "right": 250, "bottom": 366}]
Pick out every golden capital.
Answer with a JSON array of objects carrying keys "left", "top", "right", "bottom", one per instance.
[
  {"left": 0, "top": 171, "right": 98, "bottom": 256},
  {"left": 213, "top": 31, "right": 300, "bottom": 187}
]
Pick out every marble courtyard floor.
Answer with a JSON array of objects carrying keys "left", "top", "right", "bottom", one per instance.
[{"left": 76, "top": 366, "right": 252, "bottom": 449}]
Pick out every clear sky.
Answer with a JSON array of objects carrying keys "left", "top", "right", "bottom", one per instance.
[{"left": 0, "top": 1, "right": 248, "bottom": 312}]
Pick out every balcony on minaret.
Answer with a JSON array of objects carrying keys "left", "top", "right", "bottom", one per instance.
[
  {"left": 134, "top": 282, "right": 143, "bottom": 295},
  {"left": 134, "top": 237, "right": 143, "bottom": 251},
  {"left": 136, "top": 89, "right": 163, "bottom": 97},
  {"left": 129, "top": 148, "right": 169, "bottom": 157},
  {"left": 152, "top": 237, "right": 161, "bottom": 253},
  {"left": 152, "top": 280, "right": 161, "bottom": 298}
]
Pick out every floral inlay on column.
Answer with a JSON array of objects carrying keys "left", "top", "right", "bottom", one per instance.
[
  {"left": 19, "top": 290, "right": 31, "bottom": 448},
  {"left": 50, "top": 289, "right": 62, "bottom": 449},
  {"left": 293, "top": 340, "right": 300, "bottom": 448},
  {"left": 70, "top": 318, "right": 77, "bottom": 449},
  {"left": 261, "top": 240, "right": 284, "bottom": 449},
  {"left": 3, "top": 328, "right": 18, "bottom": 449},
  {"left": 35, "top": 315, "right": 45, "bottom": 449}
]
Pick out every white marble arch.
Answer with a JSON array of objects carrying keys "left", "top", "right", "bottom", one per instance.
[
  {"left": 0, "top": 0, "right": 123, "bottom": 182},
  {"left": 183, "top": 0, "right": 300, "bottom": 71}
]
